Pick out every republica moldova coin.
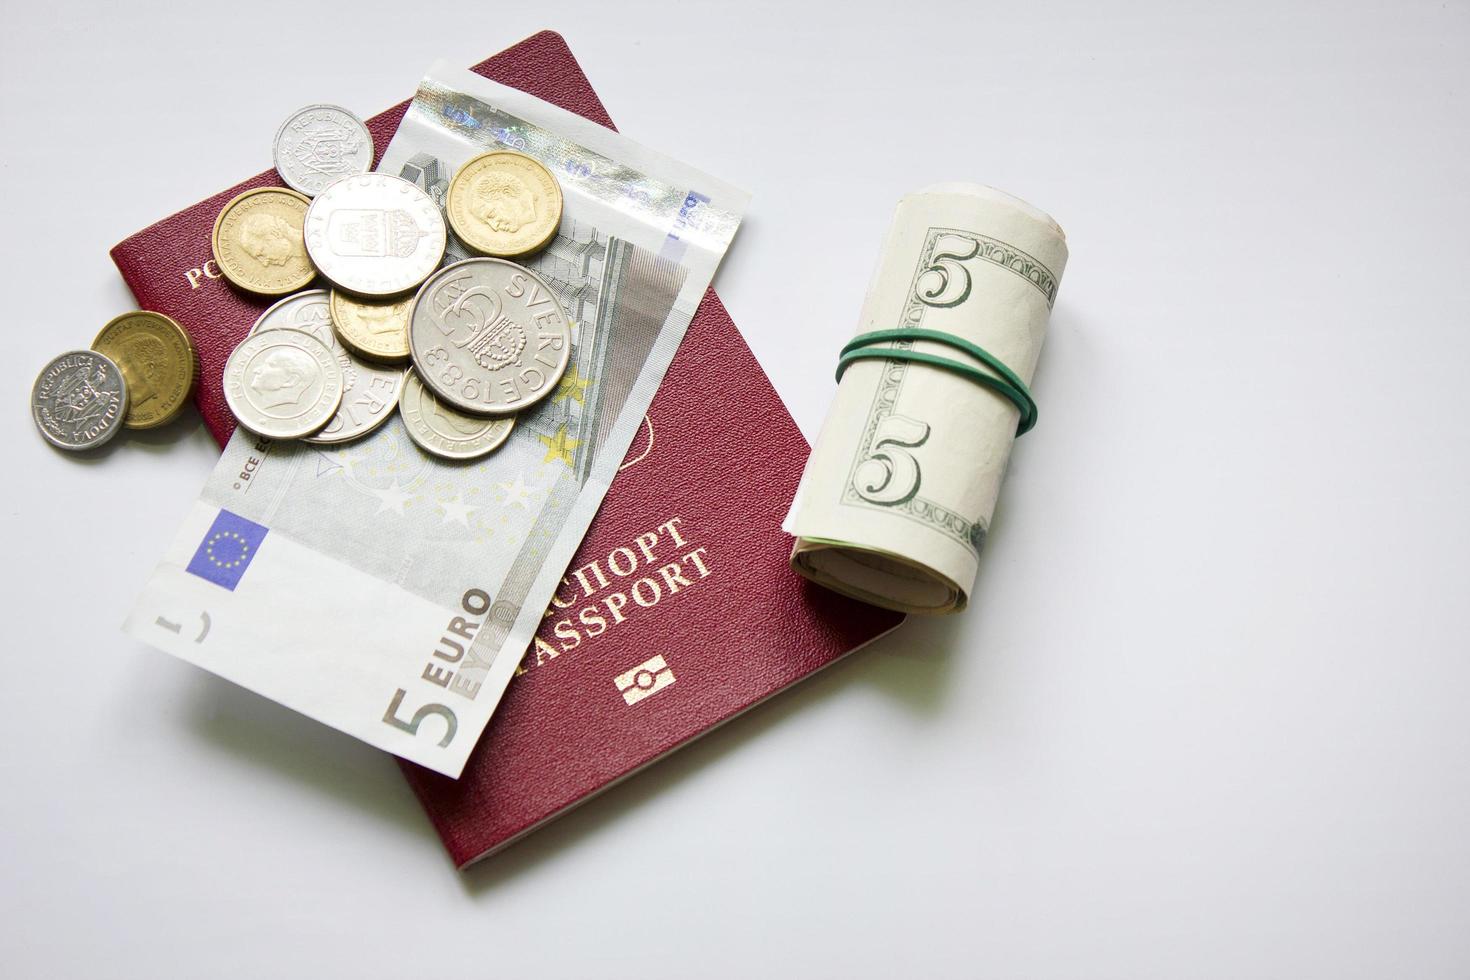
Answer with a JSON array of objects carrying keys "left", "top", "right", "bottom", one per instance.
[
  {"left": 303, "top": 173, "right": 446, "bottom": 297},
  {"left": 222, "top": 328, "right": 343, "bottom": 439},
  {"left": 408, "top": 257, "right": 572, "bottom": 417},
  {"left": 31, "top": 350, "right": 129, "bottom": 451},
  {"left": 91, "top": 311, "right": 196, "bottom": 429},
  {"left": 211, "top": 187, "right": 316, "bottom": 296},
  {"left": 249, "top": 289, "right": 403, "bottom": 445},
  {"left": 446, "top": 151, "right": 562, "bottom": 258},
  {"left": 399, "top": 369, "right": 515, "bottom": 461},
  {"left": 273, "top": 104, "right": 374, "bottom": 197}
]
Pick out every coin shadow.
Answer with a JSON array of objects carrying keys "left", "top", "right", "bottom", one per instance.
[{"left": 43, "top": 406, "right": 208, "bottom": 465}]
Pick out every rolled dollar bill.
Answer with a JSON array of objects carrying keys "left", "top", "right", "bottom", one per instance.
[{"left": 783, "top": 183, "right": 1068, "bottom": 614}]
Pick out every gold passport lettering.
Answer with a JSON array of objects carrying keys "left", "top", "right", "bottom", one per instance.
[
  {"left": 184, "top": 259, "right": 223, "bottom": 290},
  {"left": 519, "top": 516, "right": 712, "bottom": 674}
]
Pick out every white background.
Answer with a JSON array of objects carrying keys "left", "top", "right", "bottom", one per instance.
[{"left": 3, "top": 1, "right": 1468, "bottom": 977}]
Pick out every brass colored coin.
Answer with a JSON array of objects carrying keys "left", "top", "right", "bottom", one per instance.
[
  {"left": 329, "top": 290, "right": 412, "bottom": 364},
  {"left": 210, "top": 187, "right": 316, "bottom": 295},
  {"left": 92, "top": 311, "right": 196, "bottom": 429},
  {"left": 445, "top": 151, "right": 562, "bottom": 258}
]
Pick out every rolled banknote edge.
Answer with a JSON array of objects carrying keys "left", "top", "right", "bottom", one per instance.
[{"left": 791, "top": 537, "right": 964, "bottom": 615}]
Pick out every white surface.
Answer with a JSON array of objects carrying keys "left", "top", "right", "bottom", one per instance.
[{"left": 3, "top": 1, "right": 1468, "bottom": 976}]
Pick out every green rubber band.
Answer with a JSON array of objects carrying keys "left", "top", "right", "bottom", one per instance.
[{"left": 835, "top": 328, "right": 1038, "bottom": 435}]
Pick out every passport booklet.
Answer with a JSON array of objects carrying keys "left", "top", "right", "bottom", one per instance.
[{"left": 112, "top": 30, "right": 902, "bottom": 865}]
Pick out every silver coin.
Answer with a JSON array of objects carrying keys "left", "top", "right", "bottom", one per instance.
[
  {"left": 303, "top": 173, "right": 446, "bottom": 297},
  {"left": 272, "top": 104, "right": 374, "bottom": 197},
  {"left": 399, "top": 369, "right": 515, "bottom": 460},
  {"left": 249, "top": 289, "right": 403, "bottom": 445},
  {"left": 31, "top": 350, "right": 129, "bottom": 451},
  {"left": 408, "top": 257, "right": 572, "bottom": 416},
  {"left": 223, "top": 328, "right": 343, "bottom": 439}
]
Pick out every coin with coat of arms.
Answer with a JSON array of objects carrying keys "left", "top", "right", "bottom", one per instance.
[
  {"left": 303, "top": 174, "right": 446, "bottom": 297},
  {"left": 273, "top": 104, "right": 374, "bottom": 197},
  {"left": 408, "top": 257, "right": 572, "bottom": 417},
  {"left": 91, "top": 311, "right": 196, "bottom": 429},
  {"left": 31, "top": 350, "right": 130, "bottom": 451},
  {"left": 211, "top": 187, "right": 316, "bottom": 296}
]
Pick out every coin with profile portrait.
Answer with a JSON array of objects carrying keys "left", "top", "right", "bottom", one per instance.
[
  {"left": 222, "top": 328, "right": 342, "bottom": 439},
  {"left": 92, "top": 311, "right": 195, "bottom": 429},
  {"left": 211, "top": 187, "right": 316, "bottom": 296},
  {"left": 399, "top": 369, "right": 514, "bottom": 460},
  {"left": 445, "top": 151, "right": 562, "bottom": 258},
  {"left": 250, "top": 289, "right": 403, "bottom": 445}
]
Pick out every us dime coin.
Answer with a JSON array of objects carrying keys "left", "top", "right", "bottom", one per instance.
[
  {"left": 408, "top": 257, "right": 572, "bottom": 416},
  {"left": 400, "top": 369, "right": 514, "bottom": 460},
  {"left": 273, "top": 104, "right": 374, "bottom": 197},
  {"left": 329, "top": 289, "right": 411, "bottom": 363},
  {"left": 211, "top": 187, "right": 316, "bottom": 295},
  {"left": 446, "top": 151, "right": 562, "bottom": 258},
  {"left": 249, "top": 289, "right": 403, "bottom": 445},
  {"left": 31, "top": 350, "right": 129, "bottom": 451},
  {"left": 92, "top": 311, "right": 196, "bottom": 429},
  {"left": 303, "top": 174, "right": 446, "bottom": 297},
  {"left": 223, "top": 328, "right": 342, "bottom": 439}
]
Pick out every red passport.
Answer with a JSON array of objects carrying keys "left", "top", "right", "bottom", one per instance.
[{"left": 112, "top": 30, "right": 902, "bottom": 866}]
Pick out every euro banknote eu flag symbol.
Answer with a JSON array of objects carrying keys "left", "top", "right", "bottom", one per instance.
[{"left": 186, "top": 510, "right": 269, "bottom": 591}]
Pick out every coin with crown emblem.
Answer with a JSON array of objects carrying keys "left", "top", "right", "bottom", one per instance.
[
  {"left": 408, "top": 257, "right": 572, "bottom": 417},
  {"left": 303, "top": 173, "right": 446, "bottom": 297},
  {"left": 249, "top": 289, "right": 403, "bottom": 444},
  {"left": 446, "top": 151, "right": 562, "bottom": 258}
]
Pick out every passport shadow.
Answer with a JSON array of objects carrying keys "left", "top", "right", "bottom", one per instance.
[
  {"left": 184, "top": 676, "right": 438, "bottom": 845},
  {"left": 459, "top": 616, "right": 965, "bottom": 892}
]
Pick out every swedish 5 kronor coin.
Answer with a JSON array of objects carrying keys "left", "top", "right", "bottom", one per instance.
[
  {"left": 400, "top": 369, "right": 515, "bottom": 461},
  {"left": 91, "top": 311, "right": 195, "bottom": 429},
  {"left": 249, "top": 290, "right": 403, "bottom": 445},
  {"left": 273, "top": 104, "right": 374, "bottom": 197},
  {"left": 222, "top": 328, "right": 343, "bottom": 439},
  {"left": 446, "top": 150, "right": 562, "bottom": 258},
  {"left": 408, "top": 257, "right": 572, "bottom": 416},
  {"left": 31, "top": 350, "right": 130, "bottom": 451},
  {"left": 303, "top": 173, "right": 446, "bottom": 298},
  {"left": 211, "top": 187, "right": 316, "bottom": 296}
]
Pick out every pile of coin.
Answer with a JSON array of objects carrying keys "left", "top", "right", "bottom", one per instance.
[
  {"left": 30, "top": 312, "right": 197, "bottom": 452},
  {"left": 32, "top": 103, "right": 572, "bottom": 464},
  {"left": 215, "top": 105, "right": 570, "bottom": 460}
]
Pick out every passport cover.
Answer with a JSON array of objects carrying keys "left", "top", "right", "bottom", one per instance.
[{"left": 111, "top": 30, "right": 903, "bottom": 867}]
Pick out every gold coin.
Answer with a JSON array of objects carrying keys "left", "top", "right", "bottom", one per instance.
[
  {"left": 210, "top": 187, "right": 316, "bottom": 295},
  {"left": 445, "top": 151, "right": 562, "bottom": 258},
  {"left": 329, "top": 290, "right": 412, "bottom": 364},
  {"left": 91, "top": 311, "right": 196, "bottom": 429}
]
